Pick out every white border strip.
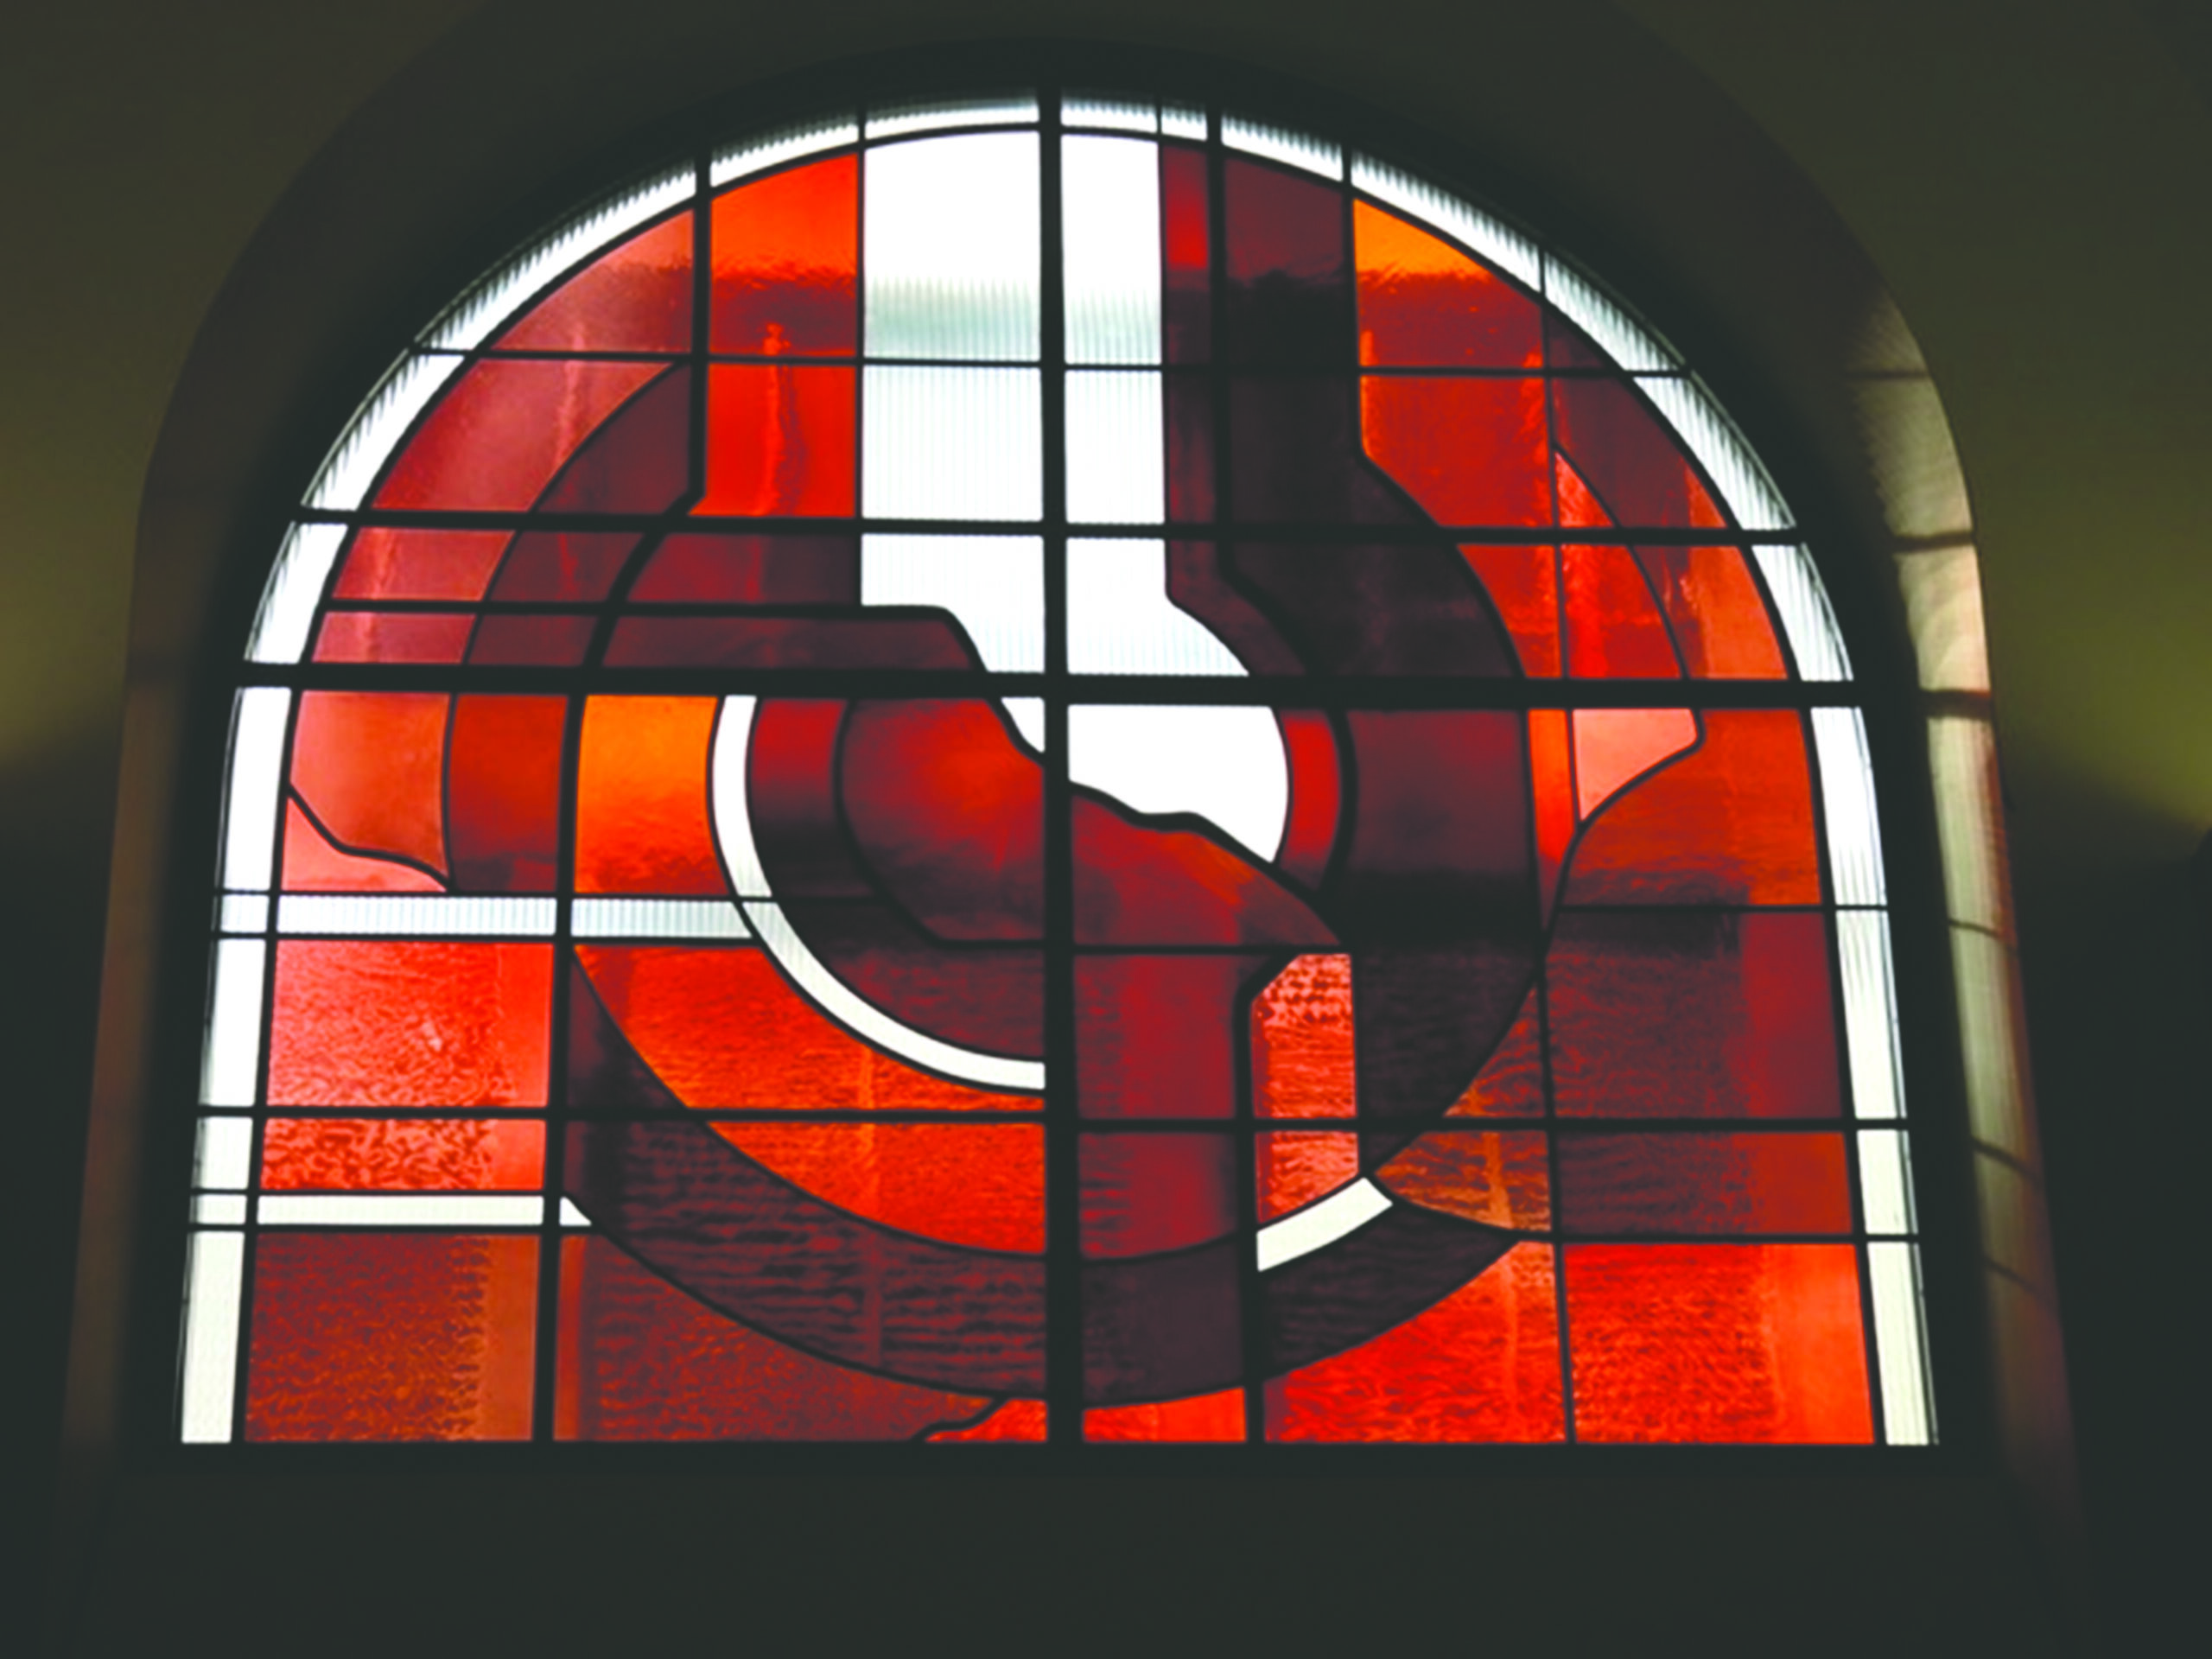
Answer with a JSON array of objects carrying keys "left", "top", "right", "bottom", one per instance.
[
  {"left": 1255, "top": 1177, "right": 1392, "bottom": 1272},
  {"left": 571, "top": 897, "right": 750, "bottom": 939},
  {"left": 1814, "top": 708, "right": 1889, "bottom": 905},
  {"left": 258, "top": 1193, "right": 547, "bottom": 1228},
  {"left": 711, "top": 116, "right": 861, "bottom": 187},
  {"left": 276, "top": 894, "right": 557, "bottom": 937},
  {"left": 1837, "top": 910, "right": 1907, "bottom": 1122},
  {"left": 1223, "top": 113, "right": 1342, "bottom": 181},
  {"left": 1869, "top": 1240, "right": 1936, "bottom": 1444},
  {"left": 866, "top": 95, "right": 1039, "bottom": 139},
  {"left": 220, "top": 689, "right": 291, "bottom": 886},
  {"left": 200, "top": 939, "right": 266, "bottom": 1108},
  {"left": 179, "top": 1230, "right": 245, "bottom": 1443},
  {"left": 248, "top": 523, "right": 348, "bottom": 664}
]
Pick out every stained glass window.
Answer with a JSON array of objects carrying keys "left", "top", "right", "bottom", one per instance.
[{"left": 183, "top": 92, "right": 1936, "bottom": 1446}]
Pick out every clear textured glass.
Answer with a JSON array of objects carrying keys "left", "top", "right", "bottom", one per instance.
[
  {"left": 711, "top": 115, "right": 860, "bottom": 186},
  {"left": 179, "top": 1230, "right": 245, "bottom": 1443},
  {"left": 1063, "top": 96, "right": 1156, "bottom": 133},
  {"left": 275, "top": 894, "right": 559, "bottom": 938},
  {"left": 1751, "top": 543, "right": 1853, "bottom": 682},
  {"left": 250, "top": 523, "right": 346, "bottom": 664},
  {"left": 1868, "top": 1240, "right": 1936, "bottom": 1445},
  {"left": 1837, "top": 909, "right": 1906, "bottom": 1121},
  {"left": 1066, "top": 541, "right": 1244, "bottom": 674},
  {"left": 865, "top": 133, "right": 1039, "bottom": 360},
  {"left": 193, "top": 1194, "right": 248, "bottom": 1225},
  {"left": 1065, "top": 372, "right": 1164, "bottom": 521},
  {"left": 1351, "top": 156, "right": 1540, "bottom": 289},
  {"left": 220, "top": 688, "right": 290, "bottom": 890},
  {"left": 861, "top": 366, "right": 1042, "bottom": 519},
  {"left": 1542, "top": 256, "right": 1675, "bottom": 370},
  {"left": 257, "top": 1193, "right": 547, "bottom": 1227},
  {"left": 193, "top": 1116, "right": 254, "bottom": 1191},
  {"left": 1068, "top": 704, "right": 1287, "bottom": 862},
  {"left": 219, "top": 893, "right": 269, "bottom": 935},
  {"left": 200, "top": 938, "right": 267, "bottom": 1107},
  {"left": 1222, "top": 113, "right": 1341, "bottom": 180},
  {"left": 569, "top": 898, "right": 750, "bottom": 938},
  {"left": 860, "top": 535, "right": 1045, "bottom": 671},
  {"left": 1063, "top": 136, "right": 1161, "bottom": 365},
  {"left": 1858, "top": 1128, "right": 1916, "bottom": 1234},
  {"left": 1815, "top": 707, "right": 1888, "bottom": 906},
  {"left": 865, "top": 93, "right": 1039, "bottom": 138}
]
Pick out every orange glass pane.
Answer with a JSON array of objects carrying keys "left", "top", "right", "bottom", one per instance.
[
  {"left": 1565, "top": 1243, "right": 1873, "bottom": 1442},
  {"left": 575, "top": 945, "right": 1030, "bottom": 1111},
  {"left": 712, "top": 1123, "right": 1044, "bottom": 1254},
  {"left": 1570, "top": 708, "right": 1697, "bottom": 819},
  {"left": 1465, "top": 545, "right": 1560, "bottom": 676},
  {"left": 1361, "top": 376, "right": 1550, "bottom": 527},
  {"left": 268, "top": 941, "right": 552, "bottom": 1107},
  {"left": 1376, "top": 1130, "right": 1551, "bottom": 1228},
  {"left": 1557, "top": 1132, "right": 1851, "bottom": 1234},
  {"left": 496, "top": 212, "right": 692, "bottom": 353},
  {"left": 288, "top": 691, "right": 449, "bottom": 876},
  {"left": 1084, "top": 1388, "right": 1244, "bottom": 1442},
  {"left": 260, "top": 1118, "right": 545, "bottom": 1190},
  {"left": 696, "top": 364, "right": 856, "bottom": 516},
  {"left": 1353, "top": 200, "right": 1541, "bottom": 368},
  {"left": 574, "top": 696, "right": 724, "bottom": 894},
  {"left": 1256, "top": 1129, "right": 1359, "bottom": 1219},
  {"left": 280, "top": 799, "right": 444, "bottom": 893},
  {"left": 331, "top": 527, "right": 510, "bottom": 601},
  {"left": 1564, "top": 543, "right": 1681, "bottom": 677},
  {"left": 375, "top": 359, "right": 663, "bottom": 510},
  {"left": 711, "top": 154, "right": 857, "bottom": 356},
  {"left": 1250, "top": 953, "right": 1356, "bottom": 1118},
  {"left": 1637, "top": 545, "right": 1787, "bottom": 678},
  {"left": 1267, "top": 1244, "right": 1563, "bottom": 1441}
]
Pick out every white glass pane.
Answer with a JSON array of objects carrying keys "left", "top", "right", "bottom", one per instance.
[
  {"left": 301, "top": 352, "right": 467, "bottom": 513},
  {"left": 1065, "top": 372, "right": 1163, "bottom": 522},
  {"left": 1858, "top": 1128, "right": 1916, "bottom": 1235},
  {"left": 1069, "top": 704, "right": 1287, "bottom": 863},
  {"left": 1062, "top": 137, "right": 1160, "bottom": 365},
  {"left": 861, "top": 366, "right": 1042, "bottom": 519},
  {"left": 1868, "top": 1241, "right": 1936, "bottom": 1445},
  {"left": 200, "top": 939, "right": 266, "bottom": 1108},
  {"left": 193, "top": 1194, "right": 249, "bottom": 1225},
  {"left": 861, "top": 535, "right": 1044, "bottom": 671},
  {"left": 864, "top": 133, "right": 1039, "bottom": 360},
  {"left": 1063, "top": 96, "right": 1156, "bottom": 134},
  {"left": 179, "top": 1230, "right": 245, "bottom": 1443},
  {"left": 248, "top": 522, "right": 346, "bottom": 664},
  {"left": 1222, "top": 113, "right": 1342, "bottom": 180},
  {"left": 257, "top": 1193, "right": 546, "bottom": 1227},
  {"left": 865, "top": 94, "right": 1039, "bottom": 138},
  {"left": 1160, "top": 105, "right": 1208, "bottom": 142},
  {"left": 220, "top": 687, "right": 290, "bottom": 889},
  {"left": 570, "top": 897, "right": 750, "bottom": 939},
  {"left": 1751, "top": 543, "right": 1853, "bottom": 682},
  {"left": 219, "top": 893, "right": 269, "bottom": 936},
  {"left": 1001, "top": 697, "right": 1046, "bottom": 752},
  {"left": 1255, "top": 1178, "right": 1390, "bottom": 1271},
  {"left": 1541, "top": 256, "right": 1675, "bottom": 370},
  {"left": 1067, "top": 540, "right": 1245, "bottom": 675},
  {"left": 1814, "top": 707, "right": 1887, "bottom": 906},
  {"left": 1351, "top": 156, "right": 1539, "bottom": 289},
  {"left": 711, "top": 114, "right": 860, "bottom": 186},
  {"left": 559, "top": 1198, "right": 592, "bottom": 1228},
  {"left": 193, "top": 1116, "right": 253, "bottom": 1191},
  {"left": 1838, "top": 910, "right": 1906, "bottom": 1121},
  {"left": 276, "top": 894, "right": 558, "bottom": 937}
]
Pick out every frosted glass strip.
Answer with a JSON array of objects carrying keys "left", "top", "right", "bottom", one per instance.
[
  {"left": 1256, "top": 1178, "right": 1391, "bottom": 1271},
  {"left": 1869, "top": 1241, "right": 1936, "bottom": 1445},
  {"left": 248, "top": 522, "right": 346, "bottom": 663},
  {"left": 1542, "top": 257, "right": 1675, "bottom": 370},
  {"left": 1064, "top": 96, "right": 1156, "bottom": 134},
  {"left": 1858, "top": 1128, "right": 1916, "bottom": 1235},
  {"left": 276, "top": 894, "right": 557, "bottom": 937},
  {"left": 301, "top": 352, "right": 466, "bottom": 514},
  {"left": 220, "top": 688, "right": 291, "bottom": 889},
  {"left": 421, "top": 164, "right": 692, "bottom": 351},
  {"left": 200, "top": 939, "right": 266, "bottom": 1108},
  {"left": 861, "top": 366, "right": 1042, "bottom": 519},
  {"left": 570, "top": 898, "right": 749, "bottom": 939},
  {"left": 1065, "top": 372, "right": 1164, "bottom": 521},
  {"left": 258, "top": 1193, "right": 545, "bottom": 1228},
  {"left": 1929, "top": 714, "right": 2007, "bottom": 935},
  {"left": 861, "top": 535, "right": 1045, "bottom": 671},
  {"left": 1070, "top": 704, "right": 1287, "bottom": 863},
  {"left": 1161, "top": 105, "right": 1208, "bottom": 141},
  {"left": 1067, "top": 540, "right": 1245, "bottom": 675},
  {"left": 1751, "top": 543, "right": 1852, "bottom": 682},
  {"left": 219, "top": 893, "right": 269, "bottom": 935},
  {"left": 1814, "top": 708, "right": 1887, "bottom": 906},
  {"left": 1838, "top": 910, "right": 1906, "bottom": 1121},
  {"left": 866, "top": 94, "right": 1039, "bottom": 138},
  {"left": 1954, "top": 927, "right": 2034, "bottom": 1161},
  {"left": 559, "top": 1198, "right": 592, "bottom": 1228},
  {"left": 711, "top": 114, "right": 860, "bottom": 186},
  {"left": 1351, "top": 156, "right": 1539, "bottom": 289},
  {"left": 710, "top": 696, "right": 770, "bottom": 898},
  {"left": 1063, "top": 137, "right": 1161, "bottom": 365},
  {"left": 864, "top": 133, "right": 1039, "bottom": 359},
  {"left": 194, "top": 1194, "right": 248, "bottom": 1225},
  {"left": 1637, "top": 375, "right": 1794, "bottom": 534},
  {"left": 1222, "top": 114, "right": 1342, "bottom": 180},
  {"left": 194, "top": 1116, "right": 253, "bottom": 1191},
  {"left": 179, "top": 1230, "right": 245, "bottom": 1443}
]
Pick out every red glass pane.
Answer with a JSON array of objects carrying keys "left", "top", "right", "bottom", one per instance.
[
  {"left": 1528, "top": 709, "right": 1574, "bottom": 916},
  {"left": 1565, "top": 1243, "right": 1873, "bottom": 1442},
  {"left": 281, "top": 799, "right": 443, "bottom": 893},
  {"left": 556, "top": 1236, "right": 992, "bottom": 1440},
  {"left": 1446, "top": 985, "right": 1546, "bottom": 1117},
  {"left": 465, "top": 613, "right": 597, "bottom": 666},
  {"left": 269, "top": 942, "right": 552, "bottom": 1107},
  {"left": 1548, "top": 911, "right": 1840, "bottom": 1119},
  {"left": 260, "top": 1118, "right": 545, "bottom": 1190},
  {"left": 1361, "top": 377, "right": 1551, "bottom": 527},
  {"left": 710, "top": 155, "right": 857, "bottom": 356},
  {"left": 1084, "top": 1388, "right": 1244, "bottom": 1442},
  {"left": 1074, "top": 798, "right": 1332, "bottom": 948},
  {"left": 496, "top": 211, "right": 693, "bottom": 353},
  {"left": 1570, "top": 707, "right": 1697, "bottom": 819},
  {"left": 447, "top": 695, "right": 565, "bottom": 891},
  {"left": 575, "top": 696, "right": 724, "bottom": 894},
  {"left": 1551, "top": 378, "right": 1732, "bottom": 531},
  {"left": 1557, "top": 1132, "right": 1851, "bottom": 1234},
  {"left": 374, "top": 359, "right": 663, "bottom": 510},
  {"left": 1080, "top": 1133, "right": 1236, "bottom": 1257},
  {"left": 1267, "top": 1244, "right": 1563, "bottom": 1441},
  {"left": 332, "top": 527, "right": 510, "bottom": 601},
  {"left": 1564, "top": 543, "right": 1681, "bottom": 677},
  {"left": 312, "top": 612, "right": 474, "bottom": 664},
  {"left": 246, "top": 1233, "right": 537, "bottom": 1441},
  {"left": 1274, "top": 710, "right": 1340, "bottom": 886},
  {"left": 1637, "top": 545, "right": 1787, "bottom": 678},
  {"left": 1376, "top": 1129, "right": 1551, "bottom": 1227},
  {"left": 628, "top": 533, "right": 857, "bottom": 602},
  {"left": 1465, "top": 545, "right": 1560, "bottom": 676},
  {"left": 289, "top": 691, "right": 449, "bottom": 876},
  {"left": 607, "top": 614, "right": 972, "bottom": 670},
  {"left": 926, "top": 1399, "right": 1048, "bottom": 1440},
  {"left": 1251, "top": 953, "right": 1355, "bottom": 1118},
  {"left": 486, "top": 531, "right": 637, "bottom": 601},
  {"left": 534, "top": 365, "right": 692, "bottom": 514},
  {"left": 1160, "top": 143, "right": 1211, "bottom": 364},
  {"left": 1165, "top": 372, "right": 1215, "bottom": 519},
  {"left": 1224, "top": 157, "right": 1346, "bottom": 366},
  {"left": 696, "top": 364, "right": 855, "bottom": 516},
  {"left": 575, "top": 945, "right": 1030, "bottom": 1111},
  {"left": 1353, "top": 200, "right": 1541, "bottom": 368},
  {"left": 711, "top": 1123, "right": 1043, "bottom": 1253},
  {"left": 1078, "top": 954, "right": 1270, "bottom": 1119},
  {"left": 1566, "top": 710, "right": 1821, "bottom": 906},
  {"left": 1256, "top": 1129, "right": 1359, "bottom": 1219}
]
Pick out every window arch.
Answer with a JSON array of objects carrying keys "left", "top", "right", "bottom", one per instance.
[{"left": 178, "top": 85, "right": 1938, "bottom": 1447}]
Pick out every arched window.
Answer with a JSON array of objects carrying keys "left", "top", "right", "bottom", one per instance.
[{"left": 180, "top": 86, "right": 1936, "bottom": 1447}]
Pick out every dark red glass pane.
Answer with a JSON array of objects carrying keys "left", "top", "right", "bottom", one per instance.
[
  {"left": 312, "top": 612, "right": 474, "bottom": 664},
  {"left": 606, "top": 613, "right": 973, "bottom": 669},
  {"left": 628, "top": 533, "right": 858, "bottom": 602},
  {"left": 260, "top": 1118, "right": 545, "bottom": 1190},
  {"left": 1464, "top": 545, "right": 1560, "bottom": 676},
  {"left": 1548, "top": 911, "right": 1840, "bottom": 1119},
  {"left": 269, "top": 941, "right": 553, "bottom": 1107},
  {"left": 374, "top": 359, "right": 662, "bottom": 510},
  {"left": 1551, "top": 378, "right": 1732, "bottom": 531},
  {"left": 281, "top": 798, "right": 444, "bottom": 893},
  {"left": 1084, "top": 1389, "right": 1243, "bottom": 1442},
  {"left": 486, "top": 531, "right": 637, "bottom": 602},
  {"left": 710, "top": 154, "right": 857, "bottom": 357},
  {"left": 1557, "top": 1132, "right": 1852, "bottom": 1234},
  {"left": 710, "top": 1123, "right": 1043, "bottom": 1252},
  {"left": 1080, "top": 1132, "right": 1236, "bottom": 1257},
  {"left": 1636, "top": 545, "right": 1787, "bottom": 678},
  {"left": 696, "top": 364, "right": 855, "bottom": 516},
  {"left": 1078, "top": 953, "right": 1271, "bottom": 1118},
  {"left": 537, "top": 365, "right": 693, "bottom": 515},
  {"left": 1255, "top": 1128, "right": 1358, "bottom": 1219},
  {"left": 1566, "top": 710, "right": 1821, "bottom": 906},
  {"left": 1223, "top": 541, "right": 1517, "bottom": 676},
  {"left": 575, "top": 696, "right": 724, "bottom": 894},
  {"left": 495, "top": 211, "right": 692, "bottom": 353},
  {"left": 1446, "top": 984, "right": 1546, "bottom": 1117},
  {"left": 1165, "top": 372, "right": 1215, "bottom": 519},
  {"left": 1224, "top": 157, "right": 1347, "bottom": 366},
  {"left": 1160, "top": 143, "right": 1211, "bottom": 364},
  {"left": 1353, "top": 200, "right": 1541, "bottom": 368},
  {"left": 247, "top": 1233, "right": 537, "bottom": 1441},
  {"left": 447, "top": 695, "right": 565, "bottom": 891},
  {"left": 1565, "top": 1243, "right": 1873, "bottom": 1442},
  {"left": 1564, "top": 543, "right": 1681, "bottom": 677},
  {"left": 1251, "top": 953, "right": 1356, "bottom": 1118},
  {"left": 1362, "top": 377, "right": 1551, "bottom": 527},
  {"left": 465, "top": 613, "right": 597, "bottom": 666},
  {"left": 1229, "top": 378, "right": 1404, "bottom": 523},
  {"left": 1074, "top": 797, "right": 1332, "bottom": 948},
  {"left": 1376, "top": 1129, "right": 1551, "bottom": 1227},
  {"left": 332, "top": 527, "right": 509, "bottom": 601},
  {"left": 1274, "top": 710, "right": 1340, "bottom": 885},
  {"left": 289, "top": 691, "right": 450, "bottom": 877},
  {"left": 1266, "top": 1244, "right": 1562, "bottom": 1441}
]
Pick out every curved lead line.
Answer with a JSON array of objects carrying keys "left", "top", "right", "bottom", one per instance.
[
  {"left": 710, "top": 694, "right": 1046, "bottom": 1094},
  {"left": 1254, "top": 1176, "right": 1395, "bottom": 1273}
]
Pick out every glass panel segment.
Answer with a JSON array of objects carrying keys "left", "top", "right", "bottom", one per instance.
[
  {"left": 859, "top": 535, "right": 1045, "bottom": 671},
  {"left": 861, "top": 366, "right": 1042, "bottom": 519},
  {"left": 219, "top": 893, "right": 269, "bottom": 934},
  {"left": 1541, "top": 256, "right": 1675, "bottom": 371},
  {"left": 1857, "top": 1128, "right": 1916, "bottom": 1235},
  {"left": 257, "top": 1194, "right": 545, "bottom": 1227},
  {"left": 250, "top": 524, "right": 346, "bottom": 664},
  {"left": 710, "top": 114, "right": 860, "bottom": 186},
  {"left": 1221, "top": 113, "right": 1342, "bottom": 180},
  {"left": 301, "top": 353, "right": 466, "bottom": 513},
  {"left": 1068, "top": 704, "right": 1288, "bottom": 862},
  {"left": 179, "top": 1230, "right": 245, "bottom": 1443},
  {"left": 220, "top": 688, "right": 291, "bottom": 889},
  {"left": 569, "top": 898, "right": 749, "bottom": 938},
  {"left": 194, "top": 1116, "right": 254, "bottom": 1190},
  {"left": 200, "top": 938, "right": 267, "bottom": 1107},
  {"left": 1868, "top": 1240, "right": 1936, "bottom": 1445},
  {"left": 1160, "top": 104, "right": 1208, "bottom": 141},
  {"left": 863, "top": 133, "right": 1039, "bottom": 360},
  {"left": 1635, "top": 376, "right": 1794, "bottom": 536},
  {"left": 1814, "top": 707, "right": 1888, "bottom": 906},
  {"left": 194, "top": 1194, "right": 248, "bottom": 1224},
  {"left": 1063, "top": 96, "right": 1157, "bottom": 133},
  {"left": 1065, "top": 372, "right": 1164, "bottom": 522},
  {"left": 864, "top": 94, "right": 1039, "bottom": 138},
  {"left": 1837, "top": 909, "right": 1906, "bottom": 1121},
  {"left": 1351, "top": 155, "right": 1540, "bottom": 289},
  {"left": 1062, "top": 136, "right": 1161, "bottom": 364},
  {"left": 1065, "top": 541, "right": 1245, "bottom": 674},
  {"left": 276, "top": 895, "right": 559, "bottom": 937}
]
